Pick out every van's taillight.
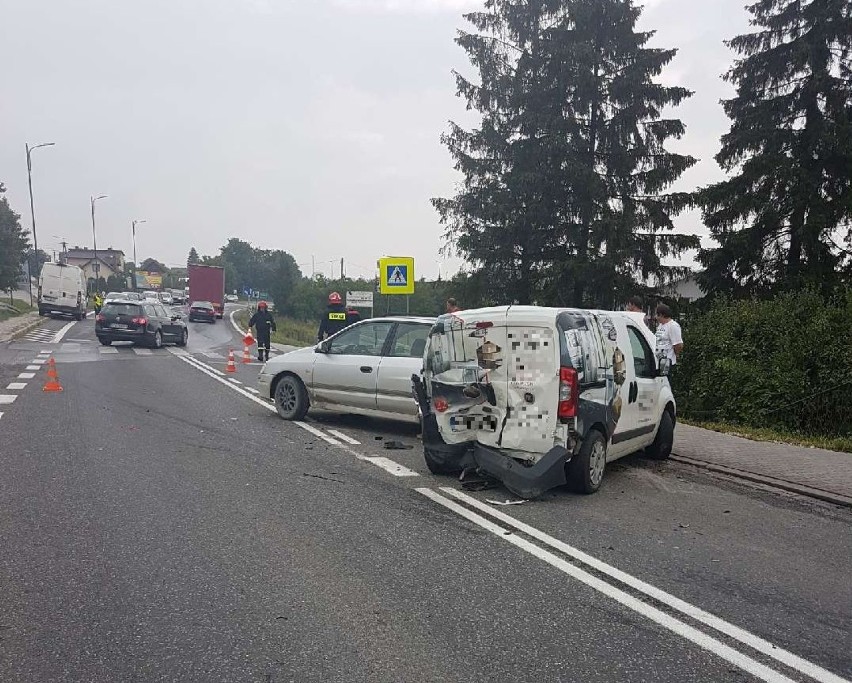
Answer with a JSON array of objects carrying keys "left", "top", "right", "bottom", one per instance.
[
  {"left": 132, "top": 317, "right": 148, "bottom": 326},
  {"left": 96, "top": 314, "right": 105, "bottom": 322},
  {"left": 475, "top": 321, "right": 493, "bottom": 329},
  {"left": 433, "top": 397, "right": 449, "bottom": 413},
  {"left": 558, "top": 367, "right": 579, "bottom": 419}
]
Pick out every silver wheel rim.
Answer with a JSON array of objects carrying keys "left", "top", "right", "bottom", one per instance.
[
  {"left": 589, "top": 440, "right": 606, "bottom": 486},
  {"left": 276, "top": 380, "right": 297, "bottom": 415},
  {"left": 154, "top": 332, "right": 162, "bottom": 348}
]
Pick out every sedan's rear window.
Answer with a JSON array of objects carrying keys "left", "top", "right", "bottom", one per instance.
[{"left": 103, "top": 303, "right": 142, "bottom": 316}]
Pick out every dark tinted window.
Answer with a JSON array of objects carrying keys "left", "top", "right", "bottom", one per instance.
[
  {"left": 389, "top": 323, "right": 430, "bottom": 358},
  {"left": 192, "top": 301, "right": 212, "bottom": 309},
  {"left": 103, "top": 303, "right": 142, "bottom": 316},
  {"left": 627, "top": 326, "right": 656, "bottom": 379},
  {"left": 143, "top": 304, "right": 157, "bottom": 317}
]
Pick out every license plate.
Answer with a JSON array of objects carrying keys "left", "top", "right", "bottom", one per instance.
[{"left": 111, "top": 323, "right": 128, "bottom": 329}]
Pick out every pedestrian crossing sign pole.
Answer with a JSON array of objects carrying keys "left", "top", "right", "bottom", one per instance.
[{"left": 378, "top": 257, "right": 415, "bottom": 296}]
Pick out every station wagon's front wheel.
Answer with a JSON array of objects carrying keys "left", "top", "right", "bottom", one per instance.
[
  {"left": 274, "top": 375, "right": 309, "bottom": 421},
  {"left": 567, "top": 431, "right": 606, "bottom": 494}
]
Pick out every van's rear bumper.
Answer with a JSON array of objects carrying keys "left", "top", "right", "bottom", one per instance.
[{"left": 472, "top": 444, "right": 569, "bottom": 499}]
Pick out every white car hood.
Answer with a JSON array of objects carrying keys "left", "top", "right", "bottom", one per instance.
[{"left": 262, "top": 345, "right": 316, "bottom": 371}]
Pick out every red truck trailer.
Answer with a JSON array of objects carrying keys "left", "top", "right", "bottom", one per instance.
[{"left": 187, "top": 264, "right": 225, "bottom": 318}]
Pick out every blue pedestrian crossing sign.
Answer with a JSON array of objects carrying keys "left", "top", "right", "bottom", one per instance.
[{"left": 378, "top": 256, "right": 415, "bottom": 295}]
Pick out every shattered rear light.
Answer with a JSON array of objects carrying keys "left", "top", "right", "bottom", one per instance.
[
  {"left": 433, "top": 397, "right": 449, "bottom": 413},
  {"left": 131, "top": 317, "right": 148, "bottom": 326},
  {"left": 558, "top": 366, "right": 579, "bottom": 419}
]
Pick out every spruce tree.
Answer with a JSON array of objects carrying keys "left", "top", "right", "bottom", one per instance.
[
  {"left": 699, "top": 0, "right": 852, "bottom": 295},
  {"left": 0, "top": 183, "right": 29, "bottom": 293},
  {"left": 433, "top": 0, "right": 698, "bottom": 307},
  {"left": 187, "top": 247, "right": 200, "bottom": 265}
]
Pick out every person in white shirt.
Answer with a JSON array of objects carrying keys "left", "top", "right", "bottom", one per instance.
[{"left": 655, "top": 303, "right": 683, "bottom": 365}]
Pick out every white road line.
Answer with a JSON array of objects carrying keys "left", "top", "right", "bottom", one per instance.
[
  {"left": 293, "top": 421, "right": 341, "bottom": 446},
  {"left": 227, "top": 378, "right": 242, "bottom": 385},
  {"left": 31, "top": 359, "right": 46, "bottom": 365},
  {"left": 18, "top": 373, "right": 36, "bottom": 379},
  {"left": 440, "top": 487, "right": 849, "bottom": 683},
  {"left": 25, "top": 365, "right": 39, "bottom": 371},
  {"left": 0, "top": 412, "right": 3, "bottom": 420},
  {"left": 418, "top": 489, "right": 799, "bottom": 683},
  {"left": 0, "top": 395, "right": 18, "bottom": 405},
  {"left": 38, "top": 350, "right": 52, "bottom": 356},
  {"left": 52, "top": 322, "right": 76, "bottom": 343},
  {"left": 133, "top": 348, "right": 152, "bottom": 356},
  {"left": 360, "top": 457, "right": 418, "bottom": 477},
  {"left": 246, "top": 387, "right": 260, "bottom": 394},
  {"left": 7, "top": 383, "right": 27, "bottom": 390},
  {"left": 326, "top": 429, "right": 361, "bottom": 445},
  {"left": 177, "top": 355, "right": 277, "bottom": 413},
  {"left": 229, "top": 308, "right": 244, "bottom": 336},
  {"left": 99, "top": 347, "right": 119, "bottom": 354}
]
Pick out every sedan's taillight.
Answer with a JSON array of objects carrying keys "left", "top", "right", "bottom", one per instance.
[
  {"left": 558, "top": 366, "right": 579, "bottom": 419},
  {"left": 131, "top": 317, "right": 148, "bottom": 326}
]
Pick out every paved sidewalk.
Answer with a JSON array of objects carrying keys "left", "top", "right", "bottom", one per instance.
[
  {"left": 0, "top": 311, "right": 43, "bottom": 343},
  {"left": 674, "top": 423, "right": 852, "bottom": 504}
]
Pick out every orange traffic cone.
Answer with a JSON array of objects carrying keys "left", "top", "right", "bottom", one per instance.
[
  {"left": 242, "top": 344, "right": 251, "bottom": 364},
  {"left": 226, "top": 349, "right": 237, "bottom": 373},
  {"left": 43, "top": 360, "right": 63, "bottom": 392}
]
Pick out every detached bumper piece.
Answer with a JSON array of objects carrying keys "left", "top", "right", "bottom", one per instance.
[{"left": 473, "top": 444, "right": 569, "bottom": 499}]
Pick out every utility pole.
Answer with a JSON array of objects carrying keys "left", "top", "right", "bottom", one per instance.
[
  {"left": 90, "top": 195, "right": 107, "bottom": 293},
  {"left": 340, "top": 258, "right": 344, "bottom": 280},
  {"left": 25, "top": 141, "right": 55, "bottom": 305},
  {"left": 311, "top": 255, "right": 315, "bottom": 279},
  {"left": 132, "top": 219, "right": 146, "bottom": 291}
]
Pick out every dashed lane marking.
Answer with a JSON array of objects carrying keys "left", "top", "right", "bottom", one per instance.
[
  {"left": 30, "top": 360, "right": 47, "bottom": 365},
  {"left": 25, "top": 365, "right": 39, "bottom": 371},
  {"left": 327, "top": 429, "right": 361, "bottom": 445},
  {"left": 98, "top": 347, "right": 119, "bottom": 354},
  {"left": 7, "top": 383, "right": 27, "bottom": 390},
  {"left": 178, "top": 353, "right": 418, "bottom": 478},
  {"left": 227, "top": 378, "right": 242, "bottom": 385},
  {"left": 0, "top": 395, "right": 18, "bottom": 405},
  {"left": 18, "top": 373, "right": 36, "bottom": 379}
]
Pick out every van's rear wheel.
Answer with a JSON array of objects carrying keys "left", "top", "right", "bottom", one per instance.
[
  {"left": 645, "top": 411, "right": 674, "bottom": 460},
  {"left": 567, "top": 431, "right": 606, "bottom": 494},
  {"left": 423, "top": 447, "right": 460, "bottom": 475}
]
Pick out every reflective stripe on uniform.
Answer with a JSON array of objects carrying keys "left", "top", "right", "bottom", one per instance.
[{"left": 329, "top": 312, "right": 346, "bottom": 321}]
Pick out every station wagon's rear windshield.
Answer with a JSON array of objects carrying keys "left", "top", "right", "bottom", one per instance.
[{"left": 103, "top": 303, "right": 143, "bottom": 316}]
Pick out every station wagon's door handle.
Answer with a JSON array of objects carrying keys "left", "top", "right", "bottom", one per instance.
[{"left": 360, "top": 366, "right": 373, "bottom": 373}]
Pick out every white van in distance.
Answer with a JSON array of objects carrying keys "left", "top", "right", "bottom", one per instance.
[
  {"left": 38, "top": 262, "right": 88, "bottom": 320},
  {"left": 412, "top": 306, "right": 676, "bottom": 498}
]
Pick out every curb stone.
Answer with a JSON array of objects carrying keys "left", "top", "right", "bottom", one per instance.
[{"left": 670, "top": 453, "right": 852, "bottom": 508}]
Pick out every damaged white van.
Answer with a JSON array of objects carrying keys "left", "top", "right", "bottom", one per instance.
[{"left": 412, "top": 306, "right": 675, "bottom": 498}]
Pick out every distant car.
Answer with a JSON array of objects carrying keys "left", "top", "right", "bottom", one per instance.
[
  {"left": 142, "top": 291, "right": 159, "bottom": 301},
  {"left": 158, "top": 291, "right": 174, "bottom": 305},
  {"left": 188, "top": 301, "right": 216, "bottom": 324},
  {"left": 96, "top": 300, "right": 188, "bottom": 348},
  {"left": 225, "top": 294, "right": 239, "bottom": 303},
  {"left": 258, "top": 317, "right": 433, "bottom": 422},
  {"left": 104, "top": 291, "right": 126, "bottom": 301},
  {"left": 170, "top": 290, "right": 186, "bottom": 304}
]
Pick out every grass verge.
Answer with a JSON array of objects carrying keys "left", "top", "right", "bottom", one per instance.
[
  {"left": 681, "top": 418, "right": 852, "bottom": 454},
  {"left": 0, "top": 298, "right": 36, "bottom": 323},
  {"left": 234, "top": 310, "right": 317, "bottom": 348}
]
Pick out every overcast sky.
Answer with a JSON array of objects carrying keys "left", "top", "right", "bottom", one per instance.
[{"left": 1, "top": 0, "right": 750, "bottom": 280}]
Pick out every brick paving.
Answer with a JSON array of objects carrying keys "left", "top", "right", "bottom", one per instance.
[
  {"left": 0, "top": 312, "right": 42, "bottom": 342},
  {"left": 674, "top": 423, "right": 852, "bottom": 500}
]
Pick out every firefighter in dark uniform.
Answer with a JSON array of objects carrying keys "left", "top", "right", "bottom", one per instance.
[
  {"left": 317, "top": 292, "right": 348, "bottom": 342},
  {"left": 248, "top": 300, "right": 276, "bottom": 362}
]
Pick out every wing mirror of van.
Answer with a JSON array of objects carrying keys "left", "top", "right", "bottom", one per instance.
[{"left": 657, "top": 356, "right": 671, "bottom": 377}]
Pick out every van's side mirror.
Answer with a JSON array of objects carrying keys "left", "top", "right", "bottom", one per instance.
[{"left": 658, "top": 356, "right": 671, "bottom": 377}]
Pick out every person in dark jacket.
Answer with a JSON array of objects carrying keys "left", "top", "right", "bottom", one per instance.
[
  {"left": 317, "top": 292, "right": 348, "bottom": 342},
  {"left": 248, "top": 300, "right": 277, "bottom": 361},
  {"left": 345, "top": 307, "right": 361, "bottom": 328}
]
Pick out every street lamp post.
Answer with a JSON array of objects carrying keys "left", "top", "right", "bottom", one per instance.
[
  {"left": 132, "top": 219, "right": 146, "bottom": 290},
  {"left": 25, "top": 142, "right": 55, "bottom": 305},
  {"left": 90, "top": 194, "right": 107, "bottom": 293}
]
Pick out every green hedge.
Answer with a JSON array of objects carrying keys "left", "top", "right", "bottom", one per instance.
[{"left": 672, "top": 289, "right": 852, "bottom": 438}]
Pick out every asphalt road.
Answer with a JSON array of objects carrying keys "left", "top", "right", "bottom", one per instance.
[{"left": 1, "top": 309, "right": 850, "bottom": 682}]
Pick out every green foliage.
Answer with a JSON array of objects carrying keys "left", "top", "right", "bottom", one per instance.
[
  {"left": 673, "top": 289, "right": 852, "bottom": 438},
  {"left": 0, "top": 298, "right": 36, "bottom": 322},
  {"left": 434, "top": 0, "right": 698, "bottom": 308},
  {"left": 0, "top": 183, "right": 29, "bottom": 293},
  {"left": 187, "top": 247, "right": 200, "bottom": 265},
  {"left": 698, "top": 0, "right": 852, "bottom": 295}
]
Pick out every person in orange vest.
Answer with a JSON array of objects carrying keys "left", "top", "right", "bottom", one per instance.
[
  {"left": 317, "top": 292, "right": 348, "bottom": 341},
  {"left": 248, "top": 300, "right": 276, "bottom": 361}
]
